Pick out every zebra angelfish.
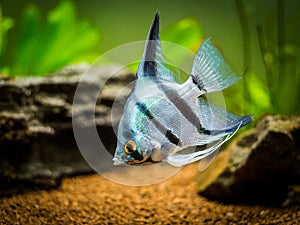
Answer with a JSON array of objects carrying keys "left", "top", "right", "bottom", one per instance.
[{"left": 113, "top": 13, "right": 252, "bottom": 167}]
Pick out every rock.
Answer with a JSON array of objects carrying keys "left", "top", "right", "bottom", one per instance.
[
  {"left": 0, "top": 64, "right": 134, "bottom": 192},
  {"left": 197, "top": 115, "right": 300, "bottom": 206}
]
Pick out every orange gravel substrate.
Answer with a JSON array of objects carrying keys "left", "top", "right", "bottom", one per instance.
[{"left": 0, "top": 163, "right": 299, "bottom": 224}]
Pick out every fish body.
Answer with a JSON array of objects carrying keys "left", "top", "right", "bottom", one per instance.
[{"left": 113, "top": 13, "right": 252, "bottom": 167}]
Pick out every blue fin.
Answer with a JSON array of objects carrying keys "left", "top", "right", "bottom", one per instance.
[
  {"left": 198, "top": 97, "right": 253, "bottom": 136},
  {"left": 166, "top": 126, "right": 240, "bottom": 167},
  {"left": 136, "top": 12, "right": 181, "bottom": 83},
  {"left": 191, "top": 38, "right": 242, "bottom": 93},
  {"left": 166, "top": 124, "right": 241, "bottom": 167}
]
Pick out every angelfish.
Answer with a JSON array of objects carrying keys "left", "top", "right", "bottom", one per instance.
[{"left": 113, "top": 13, "right": 252, "bottom": 167}]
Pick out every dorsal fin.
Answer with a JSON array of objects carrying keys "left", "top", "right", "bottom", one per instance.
[{"left": 136, "top": 12, "right": 179, "bottom": 82}]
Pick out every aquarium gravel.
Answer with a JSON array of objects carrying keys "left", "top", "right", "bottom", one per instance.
[{"left": 0, "top": 163, "right": 299, "bottom": 224}]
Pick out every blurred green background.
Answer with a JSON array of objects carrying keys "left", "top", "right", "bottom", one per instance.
[{"left": 0, "top": 0, "right": 299, "bottom": 118}]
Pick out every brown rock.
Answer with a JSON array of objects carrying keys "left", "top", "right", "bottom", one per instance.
[
  {"left": 0, "top": 64, "right": 134, "bottom": 191},
  {"left": 197, "top": 115, "right": 300, "bottom": 206}
]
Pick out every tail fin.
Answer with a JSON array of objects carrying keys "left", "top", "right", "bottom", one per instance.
[{"left": 191, "top": 38, "right": 242, "bottom": 93}]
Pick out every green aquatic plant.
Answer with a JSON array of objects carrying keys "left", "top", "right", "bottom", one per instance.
[
  {"left": 161, "top": 17, "right": 203, "bottom": 60},
  {"left": 161, "top": 17, "right": 203, "bottom": 83},
  {"left": 0, "top": 6, "right": 14, "bottom": 74},
  {"left": 160, "top": 1, "right": 299, "bottom": 119},
  {"left": 228, "top": 0, "right": 300, "bottom": 117},
  {"left": 255, "top": 0, "right": 299, "bottom": 115},
  {"left": 0, "top": 0, "right": 101, "bottom": 76}
]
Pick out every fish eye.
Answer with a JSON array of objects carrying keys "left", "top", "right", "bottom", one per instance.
[{"left": 123, "top": 140, "right": 137, "bottom": 154}]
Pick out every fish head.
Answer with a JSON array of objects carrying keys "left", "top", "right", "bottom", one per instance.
[{"left": 113, "top": 126, "right": 153, "bottom": 165}]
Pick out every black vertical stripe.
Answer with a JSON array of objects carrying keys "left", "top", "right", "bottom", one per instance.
[
  {"left": 156, "top": 80, "right": 211, "bottom": 135},
  {"left": 165, "top": 130, "right": 180, "bottom": 146},
  {"left": 136, "top": 101, "right": 181, "bottom": 146},
  {"left": 191, "top": 74, "right": 207, "bottom": 92},
  {"left": 143, "top": 61, "right": 157, "bottom": 77}
]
